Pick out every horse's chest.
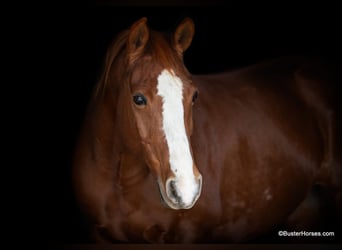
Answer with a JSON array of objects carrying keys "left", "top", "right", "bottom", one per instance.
[{"left": 108, "top": 188, "right": 217, "bottom": 243}]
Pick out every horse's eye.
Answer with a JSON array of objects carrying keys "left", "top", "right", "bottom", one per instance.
[
  {"left": 192, "top": 90, "right": 198, "bottom": 103},
  {"left": 133, "top": 94, "right": 147, "bottom": 106}
]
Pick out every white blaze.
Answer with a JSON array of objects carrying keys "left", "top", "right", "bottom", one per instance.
[{"left": 157, "top": 69, "right": 197, "bottom": 205}]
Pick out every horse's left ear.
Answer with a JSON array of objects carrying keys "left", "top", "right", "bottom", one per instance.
[{"left": 173, "top": 18, "right": 195, "bottom": 54}]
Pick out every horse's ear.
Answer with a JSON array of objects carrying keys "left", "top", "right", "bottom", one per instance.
[
  {"left": 127, "top": 17, "right": 149, "bottom": 63},
  {"left": 173, "top": 18, "right": 195, "bottom": 54}
]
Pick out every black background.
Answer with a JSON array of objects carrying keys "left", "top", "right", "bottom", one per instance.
[{"left": 21, "top": 0, "right": 341, "bottom": 245}]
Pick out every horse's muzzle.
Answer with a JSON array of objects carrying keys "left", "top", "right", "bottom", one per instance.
[{"left": 159, "top": 174, "right": 202, "bottom": 210}]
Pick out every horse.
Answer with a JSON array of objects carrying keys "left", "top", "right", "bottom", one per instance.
[{"left": 72, "top": 17, "right": 342, "bottom": 243}]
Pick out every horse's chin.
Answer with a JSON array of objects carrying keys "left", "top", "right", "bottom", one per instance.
[{"left": 157, "top": 178, "right": 199, "bottom": 210}]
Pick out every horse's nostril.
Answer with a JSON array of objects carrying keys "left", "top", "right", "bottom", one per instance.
[
  {"left": 166, "top": 179, "right": 183, "bottom": 205},
  {"left": 169, "top": 180, "right": 179, "bottom": 199}
]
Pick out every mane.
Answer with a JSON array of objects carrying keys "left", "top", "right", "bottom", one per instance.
[{"left": 94, "top": 30, "right": 129, "bottom": 97}]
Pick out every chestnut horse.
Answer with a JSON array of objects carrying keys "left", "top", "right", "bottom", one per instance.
[{"left": 73, "top": 17, "right": 341, "bottom": 243}]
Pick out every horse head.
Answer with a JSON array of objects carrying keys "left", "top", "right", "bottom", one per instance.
[{"left": 103, "top": 17, "right": 202, "bottom": 209}]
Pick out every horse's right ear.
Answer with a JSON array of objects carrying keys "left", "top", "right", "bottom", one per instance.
[
  {"left": 173, "top": 18, "right": 195, "bottom": 54},
  {"left": 127, "top": 17, "right": 149, "bottom": 64}
]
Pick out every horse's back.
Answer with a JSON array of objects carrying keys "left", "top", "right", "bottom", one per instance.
[
  {"left": 193, "top": 57, "right": 341, "bottom": 171},
  {"left": 191, "top": 57, "right": 341, "bottom": 241},
  {"left": 192, "top": 57, "right": 330, "bottom": 166}
]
